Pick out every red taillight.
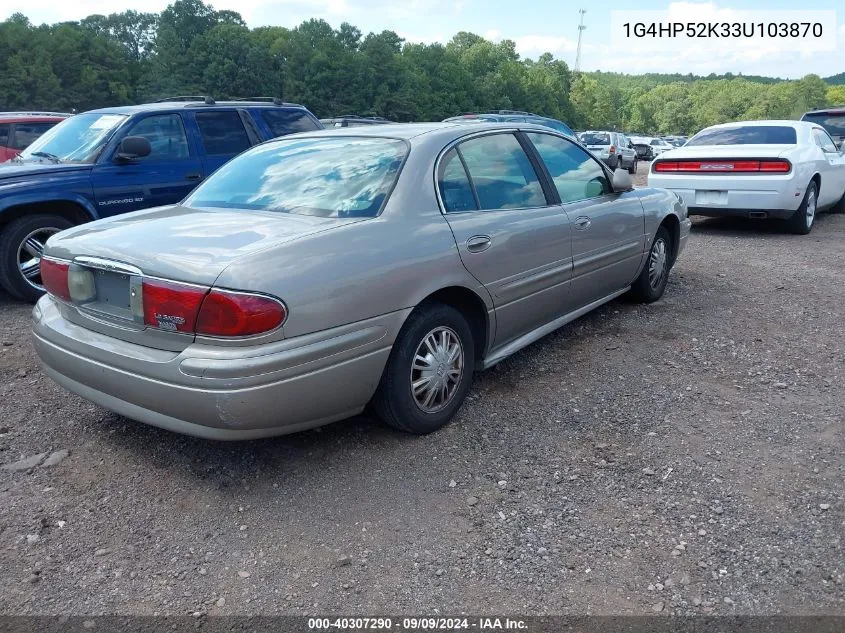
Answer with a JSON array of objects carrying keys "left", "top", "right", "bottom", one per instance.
[
  {"left": 195, "top": 289, "right": 286, "bottom": 337},
  {"left": 653, "top": 159, "right": 791, "bottom": 173},
  {"left": 141, "top": 279, "right": 206, "bottom": 333},
  {"left": 40, "top": 258, "right": 70, "bottom": 301}
]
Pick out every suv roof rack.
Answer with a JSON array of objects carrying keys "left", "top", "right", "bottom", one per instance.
[
  {"left": 333, "top": 114, "right": 386, "bottom": 120},
  {"left": 0, "top": 111, "right": 72, "bottom": 118},
  {"left": 155, "top": 96, "right": 215, "bottom": 104},
  {"left": 232, "top": 97, "right": 285, "bottom": 105},
  {"left": 496, "top": 110, "right": 533, "bottom": 116}
]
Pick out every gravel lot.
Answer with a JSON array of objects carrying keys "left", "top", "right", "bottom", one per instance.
[{"left": 1, "top": 163, "right": 843, "bottom": 616}]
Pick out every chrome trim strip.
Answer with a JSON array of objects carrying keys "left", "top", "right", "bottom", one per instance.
[
  {"left": 73, "top": 256, "right": 142, "bottom": 275},
  {"left": 482, "top": 287, "right": 629, "bottom": 368}
]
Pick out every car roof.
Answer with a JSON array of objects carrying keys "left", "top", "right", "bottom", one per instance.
[
  {"left": 268, "top": 121, "right": 567, "bottom": 143},
  {"left": 803, "top": 106, "right": 845, "bottom": 115},
  {"left": 84, "top": 101, "right": 313, "bottom": 115},
  {"left": 0, "top": 112, "right": 71, "bottom": 121},
  {"left": 702, "top": 119, "right": 812, "bottom": 131}
]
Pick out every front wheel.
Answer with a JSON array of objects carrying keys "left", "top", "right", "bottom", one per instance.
[
  {"left": 788, "top": 181, "right": 817, "bottom": 235},
  {"left": 0, "top": 215, "right": 74, "bottom": 302},
  {"left": 628, "top": 226, "right": 672, "bottom": 303},
  {"left": 373, "top": 303, "right": 475, "bottom": 434}
]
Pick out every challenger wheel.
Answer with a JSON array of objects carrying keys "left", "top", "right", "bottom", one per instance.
[
  {"left": 373, "top": 302, "right": 475, "bottom": 434},
  {"left": 788, "top": 182, "right": 817, "bottom": 235}
]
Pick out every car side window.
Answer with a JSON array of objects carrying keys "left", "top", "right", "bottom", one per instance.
[
  {"left": 260, "top": 110, "right": 320, "bottom": 137},
  {"left": 124, "top": 114, "right": 189, "bottom": 160},
  {"left": 438, "top": 149, "right": 478, "bottom": 213},
  {"left": 813, "top": 128, "right": 837, "bottom": 153},
  {"left": 195, "top": 111, "right": 251, "bottom": 156},
  {"left": 12, "top": 122, "right": 57, "bottom": 150},
  {"left": 527, "top": 132, "right": 611, "bottom": 204},
  {"left": 456, "top": 133, "right": 546, "bottom": 210}
]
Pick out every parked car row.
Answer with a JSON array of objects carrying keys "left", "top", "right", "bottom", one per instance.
[
  {"left": 0, "top": 111, "right": 72, "bottom": 161},
  {"left": 5, "top": 96, "right": 845, "bottom": 442}
]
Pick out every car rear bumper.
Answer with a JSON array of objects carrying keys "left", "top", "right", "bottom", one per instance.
[
  {"left": 33, "top": 296, "right": 406, "bottom": 440},
  {"left": 649, "top": 174, "right": 803, "bottom": 215}
]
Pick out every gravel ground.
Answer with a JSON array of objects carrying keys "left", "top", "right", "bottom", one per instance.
[{"left": 1, "top": 162, "right": 843, "bottom": 616}]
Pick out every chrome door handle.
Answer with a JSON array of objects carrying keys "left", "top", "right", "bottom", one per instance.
[
  {"left": 466, "top": 235, "right": 492, "bottom": 253},
  {"left": 574, "top": 216, "right": 592, "bottom": 230}
]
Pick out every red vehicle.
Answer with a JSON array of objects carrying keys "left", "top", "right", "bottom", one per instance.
[{"left": 0, "top": 112, "right": 72, "bottom": 162}]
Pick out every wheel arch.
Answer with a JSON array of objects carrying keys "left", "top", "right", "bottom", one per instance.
[
  {"left": 0, "top": 197, "right": 97, "bottom": 230},
  {"left": 414, "top": 285, "right": 492, "bottom": 368}
]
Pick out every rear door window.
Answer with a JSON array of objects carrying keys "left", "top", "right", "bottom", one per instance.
[
  {"left": 260, "top": 109, "right": 320, "bottom": 137},
  {"left": 456, "top": 133, "right": 546, "bottom": 210},
  {"left": 438, "top": 149, "right": 478, "bottom": 212},
  {"left": 195, "top": 111, "right": 251, "bottom": 155}
]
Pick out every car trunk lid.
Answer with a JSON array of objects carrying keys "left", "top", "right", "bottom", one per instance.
[{"left": 45, "top": 205, "right": 365, "bottom": 350}]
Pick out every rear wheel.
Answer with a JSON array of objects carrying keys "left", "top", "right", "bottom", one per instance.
[
  {"left": 628, "top": 226, "right": 672, "bottom": 303},
  {"left": 628, "top": 157, "right": 638, "bottom": 175},
  {"left": 0, "top": 215, "right": 74, "bottom": 302},
  {"left": 788, "top": 181, "right": 817, "bottom": 235},
  {"left": 373, "top": 303, "right": 475, "bottom": 434},
  {"left": 831, "top": 189, "right": 845, "bottom": 214}
]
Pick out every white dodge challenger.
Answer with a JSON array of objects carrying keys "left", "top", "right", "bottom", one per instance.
[{"left": 648, "top": 120, "right": 845, "bottom": 234}]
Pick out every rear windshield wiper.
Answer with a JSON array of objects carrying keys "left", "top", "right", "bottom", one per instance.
[{"left": 29, "top": 151, "right": 63, "bottom": 163}]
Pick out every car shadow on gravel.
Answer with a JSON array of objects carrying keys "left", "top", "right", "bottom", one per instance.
[{"left": 690, "top": 212, "right": 841, "bottom": 236}]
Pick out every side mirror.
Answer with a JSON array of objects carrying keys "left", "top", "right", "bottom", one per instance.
[
  {"left": 115, "top": 136, "right": 151, "bottom": 162},
  {"left": 612, "top": 168, "right": 633, "bottom": 191}
]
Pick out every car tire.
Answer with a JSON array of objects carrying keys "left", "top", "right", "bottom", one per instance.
[
  {"left": 0, "top": 214, "right": 74, "bottom": 302},
  {"left": 787, "top": 181, "right": 817, "bottom": 235},
  {"left": 373, "top": 302, "right": 475, "bottom": 434},
  {"left": 628, "top": 157, "right": 638, "bottom": 175},
  {"left": 628, "top": 225, "right": 672, "bottom": 304}
]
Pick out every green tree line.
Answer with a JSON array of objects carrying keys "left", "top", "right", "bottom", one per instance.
[{"left": 0, "top": 0, "right": 842, "bottom": 135}]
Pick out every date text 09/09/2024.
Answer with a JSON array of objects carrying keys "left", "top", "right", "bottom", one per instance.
[
  {"left": 307, "top": 618, "right": 528, "bottom": 630},
  {"left": 622, "top": 22, "right": 823, "bottom": 38}
]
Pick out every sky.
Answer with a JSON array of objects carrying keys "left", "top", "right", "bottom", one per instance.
[{"left": 1, "top": 0, "right": 843, "bottom": 79}]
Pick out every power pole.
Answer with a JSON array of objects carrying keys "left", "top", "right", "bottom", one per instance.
[{"left": 574, "top": 9, "right": 586, "bottom": 73}]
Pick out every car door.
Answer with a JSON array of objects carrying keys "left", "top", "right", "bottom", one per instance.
[
  {"left": 91, "top": 113, "right": 202, "bottom": 216},
  {"left": 192, "top": 110, "right": 255, "bottom": 177},
  {"left": 525, "top": 131, "right": 645, "bottom": 308},
  {"left": 812, "top": 127, "right": 845, "bottom": 205},
  {"left": 437, "top": 131, "right": 573, "bottom": 347}
]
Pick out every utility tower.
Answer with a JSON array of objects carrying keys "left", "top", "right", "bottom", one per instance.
[{"left": 574, "top": 9, "right": 586, "bottom": 73}]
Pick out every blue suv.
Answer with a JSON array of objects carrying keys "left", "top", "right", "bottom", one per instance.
[{"left": 0, "top": 96, "right": 321, "bottom": 301}]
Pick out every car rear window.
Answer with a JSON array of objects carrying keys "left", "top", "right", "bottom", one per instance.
[
  {"left": 686, "top": 126, "right": 797, "bottom": 146},
  {"left": 260, "top": 109, "right": 320, "bottom": 137},
  {"left": 801, "top": 112, "right": 845, "bottom": 136},
  {"left": 579, "top": 132, "right": 611, "bottom": 145},
  {"left": 185, "top": 136, "right": 407, "bottom": 218},
  {"left": 195, "top": 111, "right": 251, "bottom": 155}
]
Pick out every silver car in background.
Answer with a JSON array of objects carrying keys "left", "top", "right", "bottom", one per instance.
[{"left": 33, "top": 123, "right": 690, "bottom": 440}]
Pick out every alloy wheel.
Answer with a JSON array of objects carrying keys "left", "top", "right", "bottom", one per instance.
[
  {"left": 648, "top": 237, "right": 668, "bottom": 290},
  {"left": 17, "top": 227, "right": 61, "bottom": 291}
]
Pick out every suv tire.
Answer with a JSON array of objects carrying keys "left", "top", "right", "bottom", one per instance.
[{"left": 0, "top": 215, "right": 74, "bottom": 302}]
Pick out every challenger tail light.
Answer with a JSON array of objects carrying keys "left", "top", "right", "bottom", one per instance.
[
  {"left": 653, "top": 159, "right": 791, "bottom": 173},
  {"left": 134, "top": 279, "right": 286, "bottom": 337},
  {"left": 40, "top": 258, "right": 70, "bottom": 301}
]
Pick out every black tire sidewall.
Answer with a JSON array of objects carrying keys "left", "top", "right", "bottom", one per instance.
[
  {"left": 376, "top": 303, "right": 475, "bottom": 434},
  {"left": 789, "top": 182, "right": 816, "bottom": 234},
  {"left": 0, "top": 215, "right": 74, "bottom": 302},
  {"left": 630, "top": 225, "right": 672, "bottom": 303}
]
